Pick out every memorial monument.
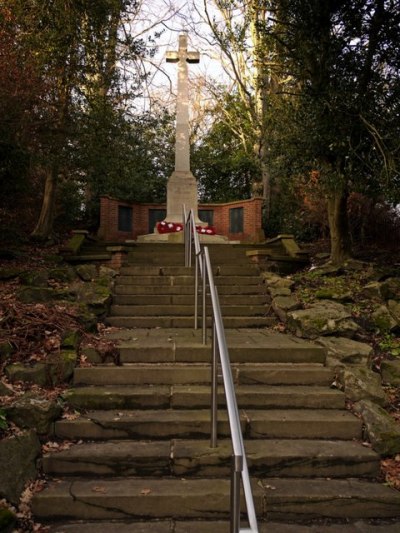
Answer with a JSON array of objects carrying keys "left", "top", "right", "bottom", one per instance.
[{"left": 164, "top": 33, "right": 202, "bottom": 224}]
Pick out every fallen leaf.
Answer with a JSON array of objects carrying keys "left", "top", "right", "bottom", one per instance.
[{"left": 92, "top": 486, "right": 107, "bottom": 493}]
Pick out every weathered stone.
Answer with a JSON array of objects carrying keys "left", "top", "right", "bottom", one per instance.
[
  {"left": 19, "top": 270, "right": 49, "bottom": 287},
  {"left": 47, "top": 350, "right": 78, "bottom": 385},
  {"left": 362, "top": 281, "right": 383, "bottom": 300},
  {"left": 0, "top": 430, "right": 41, "bottom": 504},
  {"left": 73, "top": 304, "right": 98, "bottom": 332},
  {"left": 61, "top": 329, "right": 81, "bottom": 349},
  {"left": 387, "top": 299, "right": 400, "bottom": 325},
  {"left": 314, "top": 252, "right": 330, "bottom": 261},
  {"left": 62, "top": 233, "right": 86, "bottom": 255},
  {"left": 99, "top": 265, "right": 118, "bottom": 279},
  {"left": 371, "top": 304, "right": 398, "bottom": 332},
  {"left": 380, "top": 277, "right": 400, "bottom": 301},
  {"left": 287, "top": 301, "right": 359, "bottom": 339},
  {"left": 0, "top": 267, "right": 23, "bottom": 280},
  {"left": 316, "top": 336, "right": 373, "bottom": 366},
  {"left": 48, "top": 266, "right": 76, "bottom": 282},
  {"left": 272, "top": 296, "right": 301, "bottom": 322},
  {"left": 76, "top": 264, "right": 97, "bottom": 281},
  {"left": 354, "top": 399, "right": 400, "bottom": 456},
  {"left": 381, "top": 359, "right": 400, "bottom": 386},
  {"left": 261, "top": 272, "right": 295, "bottom": 290},
  {"left": 71, "top": 282, "right": 111, "bottom": 316},
  {"left": 5, "top": 362, "right": 48, "bottom": 386},
  {"left": 268, "top": 287, "right": 292, "bottom": 298},
  {"left": 342, "top": 367, "right": 387, "bottom": 405},
  {"left": 315, "top": 289, "right": 353, "bottom": 302},
  {"left": 16, "top": 286, "right": 58, "bottom": 303},
  {"left": 312, "top": 264, "right": 344, "bottom": 277},
  {"left": 6, "top": 393, "right": 62, "bottom": 434}
]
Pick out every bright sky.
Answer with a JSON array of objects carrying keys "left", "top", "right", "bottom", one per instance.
[{"left": 127, "top": 0, "right": 229, "bottom": 112}]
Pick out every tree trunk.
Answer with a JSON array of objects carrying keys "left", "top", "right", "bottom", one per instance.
[
  {"left": 327, "top": 187, "right": 352, "bottom": 265},
  {"left": 31, "top": 165, "right": 58, "bottom": 240}
]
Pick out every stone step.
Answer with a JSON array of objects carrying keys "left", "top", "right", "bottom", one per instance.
[
  {"left": 54, "top": 409, "right": 361, "bottom": 441},
  {"left": 116, "top": 275, "right": 262, "bottom": 286},
  {"left": 109, "top": 304, "right": 267, "bottom": 317},
  {"left": 114, "top": 284, "right": 266, "bottom": 295},
  {"left": 84, "top": 342, "right": 325, "bottom": 364},
  {"left": 119, "top": 265, "right": 260, "bottom": 276},
  {"left": 63, "top": 385, "right": 344, "bottom": 411},
  {"left": 73, "top": 364, "right": 334, "bottom": 386},
  {"left": 112, "top": 294, "right": 268, "bottom": 306},
  {"left": 45, "top": 520, "right": 400, "bottom": 533},
  {"left": 42, "top": 438, "right": 379, "bottom": 478},
  {"left": 32, "top": 477, "right": 400, "bottom": 522},
  {"left": 105, "top": 316, "right": 274, "bottom": 328}
]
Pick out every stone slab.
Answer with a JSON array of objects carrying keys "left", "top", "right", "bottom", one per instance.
[
  {"left": 261, "top": 478, "right": 400, "bottom": 520},
  {"left": 32, "top": 478, "right": 263, "bottom": 520},
  {"left": 63, "top": 385, "right": 171, "bottom": 410},
  {"left": 171, "top": 438, "right": 379, "bottom": 478},
  {"left": 47, "top": 521, "right": 400, "bottom": 533},
  {"left": 247, "top": 409, "right": 361, "bottom": 439},
  {"left": 171, "top": 385, "right": 344, "bottom": 409},
  {"left": 55, "top": 409, "right": 239, "bottom": 440},
  {"left": 43, "top": 440, "right": 171, "bottom": 476}
]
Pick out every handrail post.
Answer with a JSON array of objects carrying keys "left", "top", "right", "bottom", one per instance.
[
  {"left": 211, "top": 320, "right": 218, "bottom": 448},
  {"left": 194, "top": 251, "right": 199, "bottom": 329},
  {"left": 231, "top": 454, "right": 243, "bottom": 533},
  {"left": 202, "top": 252, "right": 207, "bottom": 345}
]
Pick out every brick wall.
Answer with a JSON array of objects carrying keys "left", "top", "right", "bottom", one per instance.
[{"left": 99, "top": 196, "right": 264, "bottom": 243}]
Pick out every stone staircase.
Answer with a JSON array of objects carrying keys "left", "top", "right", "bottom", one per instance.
[
  {"left": 32, "top": 243, "right": 400, "bottom": 531},
  {"left": 106, "top": 244, "right": 276, "bottom": 329}
]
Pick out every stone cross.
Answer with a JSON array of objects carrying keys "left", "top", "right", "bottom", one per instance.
[{"left": 164, "top": 34, "right": 201, "bottom": 223}]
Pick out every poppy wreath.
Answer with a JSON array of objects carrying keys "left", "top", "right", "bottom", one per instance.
[{"left": 157, "top": 221, "right": 216, "bottom": 235}]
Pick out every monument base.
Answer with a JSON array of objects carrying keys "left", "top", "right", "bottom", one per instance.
[
  {"left": 165, "top": 170, "right": 205, "bottom": 224},
  {"left": 136, "top": 232, "right": 230, "bottom": 244}
]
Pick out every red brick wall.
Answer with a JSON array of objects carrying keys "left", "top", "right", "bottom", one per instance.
[{"left": 98, "top": 196, "right": 264, "bottom": 242}]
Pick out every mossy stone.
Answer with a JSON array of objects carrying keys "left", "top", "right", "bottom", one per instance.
[
  {"left": 354, "top": 399, "right": 400, "bottom": 456},
  {"left": 47, "top": 350, "right": 77, "bottom": 385},
  {"left": 6, "top": 393, "right": 62, "bottom": 434},
  {"left": 381, "top": 359, "right": 400, "bottom": 386},
  {"left": 17, "top": 286, "right": 57, "bottom": 303},
  {"left": 0, "top": 267, "right": 24, "bottom": 280},
  {"left": 0, "top": 507, "right": 17, "bottom": 532},
  {"left": 61, "top": 329, "right": 81, "bottom": 349},
  {"left": 76, "top": 264, "right": 97, "bottom": 281},
  {"left": 19, "top": 270, "right": 49, "bottom": 287},
  {"left": 64, "top": 233, "right": 86, "bottom": 254},
  {"left": 372, "top": 305, "right": 397, "bottom": 332},
  {"left": 0, "top": 430, "right": 41, "bottom": 504},
  {"left": 5, "top": 363, "right": 48, "bottom": 386},
  {"left": 48, "top": 266, "right": 76, "bottom": 282},
  {"left": 380, "top": 277, "right": 400, "bottom": 301}
]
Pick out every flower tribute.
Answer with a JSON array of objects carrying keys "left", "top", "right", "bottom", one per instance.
[{"left": 157, "top": 221, "right": 216, "bottom": 235}]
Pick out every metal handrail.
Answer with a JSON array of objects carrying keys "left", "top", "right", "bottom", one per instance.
[{"left": 183, "top": 208, "right": 258, "bottom": 533}]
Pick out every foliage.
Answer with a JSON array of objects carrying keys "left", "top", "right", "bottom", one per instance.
[
  {"left": 0, "top": 0, "right": 172, "bottom": 239},
  {"left": 192, "top": 102, "right": 257, "bottom": 202},
  {"left": 265, "top": 0, "right": 400, "bottom": 261}
]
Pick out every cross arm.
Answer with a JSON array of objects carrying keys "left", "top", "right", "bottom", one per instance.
[
  {"left": 166, "top": 51, "right": 179, "bottom": 63},
  {"left": 187, "top": 51, "right": 200, "bottom": 64}
]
